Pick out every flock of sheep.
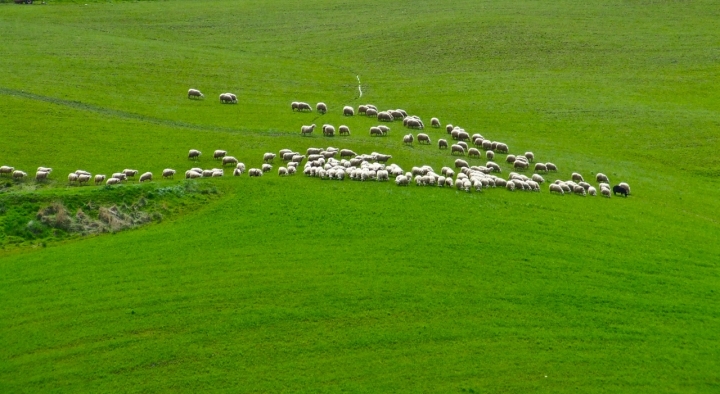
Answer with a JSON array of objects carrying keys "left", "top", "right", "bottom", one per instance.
[{"left": 0, "top": 96, "right": 632, "bottom": 199}]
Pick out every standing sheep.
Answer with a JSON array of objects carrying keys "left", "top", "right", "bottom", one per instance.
[
  {"left": 248, "top": 168, "right": 263, "bottom": 177},
  {"left": 596, "top": 173, "right": 610, "bottom": 183},
  {"left": 219, "top": 93, "right": 236, "bottom": 104},
  {"left": 438, "top": 139, "right": 448, "bottom": 149},
  {"left": 162, "top": 169, "right": 176, "bottom": 179},
  {"left": 222, "top": 156, "right": 239, "bottom": 166},
  {"left": 377, "top": 111, "right": 394, "bottom": 122},
  {"left": 451, "top": 144, "right": 465, "bottom": 155},
  {"left": 546, "top": 162, "right": 558, "bottom": 172},
  {"left": 514, "top": 161, "right": 529, "bottom": 170},
  {"left": 524, "top": 152, "right": 535, "bottom": 162},
  {"left": 188, "top": 149, "right": 201, "bottom": 160},
  {"left": 455, "top": 159, "right": 469, "bottom": 169},
  {"left": 301, "top": 124, "right": 317, "bottom": 136},
  {"left": 366, "top": 108, "right": 378, "bottom": 117},
  {"left": 0, "top": 166, "right": 15, "bottom": 176},
  {"left": 323, "top": 125, "right": 336, "bottom": 137},
  {"left": 343, "top": 106, "right": 354, "bottom": 116},
  {"left": 297, "top": 102, "right": 312, "bottom": 111},
  {"left": 403, "top": 134, "right": 414, "bottom": 144},
  {"left": 316, "top": 102, "right": 328, "bottom": 114},
  {"left": 123, "top": 169, "right": 139, "bottom": 179},
  {"left": 468, "top": 148, "right": 481, "bottom": 158},
  {"left": 572, "top": 172, "right": 584, "bottom": 182},
  {"left": 35, "top": 171, "right": 49, "bottom": 181},
  {"left": 188, "top": 89, "right": 204, "bottom": 99},
  {"left": 417, "top": 133, "right": 431, "bottom": 144},
  {"left": 340, "top": 149, "right": 357, "bottom": 158},
  {"left": 291, "top": 101, "right": 299, "bottom": 111},
  {"left": 534, "top": 163, "right": 547, "bottom": 173},
  {"left": 278, "top": 167, "right": 288, "bottom": 176},
  {"left": 214, "top": 150, "right": 227, "bottom": 160},
  {"left": 262, "top": 164, "right": 272, "bottom": 173},
  {"left": 370, "top": 126, "right": 383, "bottom": 137},
  {"left": 486, "top": 151, "right": 495, "bottom": 160},
  {"left": 139, "top": 172, "right": 153, "bottom": 182},
  {"left": 263, "top": 153, "right": 276, "bottom": 163},
  {"left": 106, "top": 178, "right": 121, "bottom": 185},
  {"left": 94, "top": 174, "right": 106, "bottom": 185},
  {"left": 339, "top": 125, "right": 350, "bottom": 135}
]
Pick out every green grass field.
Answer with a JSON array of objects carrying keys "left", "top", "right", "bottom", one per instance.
[{"left": 1, "top": 0, "right": 719, "bottom": 392}]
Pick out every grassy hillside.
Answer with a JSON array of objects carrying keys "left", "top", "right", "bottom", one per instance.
[{"left": 1, "top": 0, "right": 719, "bottom": 392}]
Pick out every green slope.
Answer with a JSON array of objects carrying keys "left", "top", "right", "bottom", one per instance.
[{"left": 0, "top": 0, "right": 719, "bottom": 392}]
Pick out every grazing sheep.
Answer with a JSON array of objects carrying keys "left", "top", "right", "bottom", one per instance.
[
  {"left": 112, "top": 173, "right": 127, "bottom": 181},
  {"left": 588, "top": 186, "right": 597, "bottom": 196},
  {"left": 340, "top": 149, "right": 357, "bottom": 158},
  {"left": 438, "top": 139, "right": 448, "bottom": 149},
  {"left": 579, "top": 181, "right": 591, "bottom": 191},
  {"left": 366, "top": 108, "right": 378, "bottom": 117},
  {"left": 619, "top": 182, "right": 631, "bottom": 195},
  {"left": 446, "top": 124, "right": 454, "bottom": 134},
  {"left": 596, "top": 173, "right": 610, "bottom": 183},
  {"left": 377, "top": 170, "right": 389, "bottom": 181},
  {"left": 222, "top": 156, "right": 239, "bottom": 166},
  {"left": 291, "top": 155, "right": 306, "bottom": 163},
  {"left": 35, "top": 171, "right": 49, "bottom": 181},
  {"left": 188, "top": 89, "right": 204, "bottom": 99},
  {"left": 211, "top": 169, "right": 224, "bottom": 177},
  {"left": 162, "top": 169, "right": 176, "bottom": 179},
  {"left": 524, "top": 152, "right": 535, "bottom": 162},
  {"left": 546, "top": 162, "right": 558, "bottom": 172},
  {"left": 377, "top": 111, "right": 394, "bottom": 122},
  {"left": 531, "top": 174, "right": 545, "bottom": 183},
  {"left": 219, "top": 93, "right": 236, "bottom": 104},
  {"left": 572, "top": 172, "right": 584, "bottom": 182},
  {"left": 455, "top": 159, "right": 469, "bottom": 169},
  {"left": 261, "top": 164, "right": 272, "bottom": 173},
  {"left": 457, "top": 131, "right": 470, "bottom": 141},
  {"left": 291, "top": 101, "right": 299, "bottom": 111},
  {"left": 232, "top": 168, "right": 243, "bottom": 177},
  {"left": 186, "top": 170, "right": 201, "bottom": 179},
  {"left": 297, "top": 102, "right": 312, "bottom": 111},
  {"left": 378, "top": 125, "right": 390, "bottom": 135},
  {"left": 188, "top": 149, "right": 201, "bottom": 160},
  {"left": 613, "top": 185, "right": 628, "bottom": 197},
  {"left": 301, "top": 124, "right": 317, "bottom": 136},
  {"left": 306, "top": 148, "right": 322, "bottom": 155},
  {"left": 358, "top": 105, "right": 368, "bottom": 115},
  {"left": 601, "top": 188, "right": 611, "bottom": 198},
  {"left": 0, "top": 166, "right": 15, "bottom": 176},
  {"left": 94, "top": 174, "right": 106, "bottom": 185},
  {"left": 417, "top": 133, "right": 431, "bottom": 144},
  {"left": 263, "top": 153, "right": 276, "bottom": 163},
  {"left": 343, "top": 106, "right": 354, "bottom": 116},
  {"left": 451, "top": 144, "right": 465, "bottom": 155},
  {"left": 213, "top": 150, "right": 227, "bottom": 160},
  {"left": 549, "top": 183, "right": 564, "bottom": 194},
  {"left": 316, "top": 102, "right": 328, "bottom": 114},
  {"left": 405, "top": 118, "right": 423, "bottom": 129},
  {"left": 123, "top": 169, "right": 138, "bottom": 179},
  {"left": 339, "top": 125, "right": 351, "bottom": 135},
  {"left": 431, "top": 118, "right": 440, "bottom": 128},
  {"left": 514, "top": 161, "right": 529, "bottom": 170},
  {"left": 390, "top": 110, "right": 404, "bottom": 119},
  {"left": 572, "top": 185, "right": 586, "bottom": 196},
  {"left": 236, "top": 163, "right": 246, "bottom": 172},
  {"left": 76, "top": 174, "right": 91, "bottom": 185},
  {"left": 106, "top": 177, "right": 121, "bottom": 185},
  {"left": 505, "top": 155, "right": 516, "bottom": 164},
  {"left": 370, "top": 126, "right": 383, "bottom": 136},
  {"left": 248, "top": 168, "right": 263, "bottom": 177},
  {"left": 139, "top": 172, "right": 153, "bottom": 182},
  {"left": 506, "top": 181, "right": 516, "bottom": 191},
  {"left": 486, "top": 151, "right": 495, "bottom": 160},
  {"left": 278, "top": 167, "right": 288, "bottom": 176},
  {"left": 375, "top": 154, "right": 392, "bottom": 163},
  {"left": 468, "top": 148, "right": 481, "bottom": 158},
  {"left": 534, "top": 163, "right": 547, "bottom": 173},
  {"left": 287, "top": 166, "right": 297, "bottom": 175},
  {"left": 395, "top": 175, "right": 409, "bottom": 186},
  {"left": 473, "top": 138, "right": 484, "bottom": 148},
  {"left": 403, "top": 134, "right": 414, "bottom": 144},
  {"left": 486, "top": 162, "right": 501, "bottom": 173},
  {"left": 482, "top": 140, "right": 493, "bottom": 150},
  {"left": 323, "top": 125, "right": 336, "bottom": 137},
  {"left": 495, "top": 143, "right": 509, "bottom": 153}
]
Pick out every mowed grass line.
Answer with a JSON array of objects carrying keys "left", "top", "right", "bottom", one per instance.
[{"left": 0, "top": 0, "right": 719, "bottom": 392}]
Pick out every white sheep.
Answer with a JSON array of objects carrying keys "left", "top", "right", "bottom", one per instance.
[
  {"left": 365, "top": 108, "right": 378, "bottom": 117},
  {"left": 162, "top": 169, "right": 176, "bottom": 179},
  {"left": 236, "top": 163, "right": 246, "bottom": 172},
  {"left": 417, "top": 133, "right": 431, "bottom": 144},
  {"left": 531, "top": 174, "right": 545, "bottom": 183},
  {"left": 340, "top": 149, "right": 357, "bottom": 158},
  {"left": 506, "top": 155, "right": 516, "bottom": 163},
  {"left": 430, "top": 117, "right": 440, "bottom": 128},
  {"left": 188, "top": 89, "right": 204, "bottom": 99},
  {"left": 222, "top": 156, "right": 239, "bottom": 166},
  {"left": 619, "top": 182, "right": 631, "bottom": 194},
  {"left": 534, "top": 163, "right": 547, "bottom": 173},
  {"left": 263, "top": 153, "right": 276, "bottom": 163},
  {"left": 467, "top": 148, "right": 481, "bottom": 158},
  {"left": 451, "top": 144, "right": 465, "bottom": 155},
  {"left": 549, "top": 184, "right": 564, "bottom": 194},
  {"left": 188, "top": 149, "right": 201, "bottom": 160},
  {"left": 78, "top": 174, "right": 91, "bottom": 185},
  {"left": 339, "top": 125, "right": 350, "bottom": 135},
  {"left": 301, "top": 124, "right": 316, "bottom": 136},
  {"left": 455, "top": 159, "right": 469, "bottom": 169},
  {"left": 139, "top": 172, "right": 153, "bottom": 182},
  {"left": 596, "top": 173, "right": 610, "bottom": 183},
  {"left": 403, "top": 134, "right": 414, "bottom": 144},
  {"left": 35, "top": 171, "right": 49, "bottom": 181},
  {"left": 601, "top": 188, "right": 611, "bottom": 198},
  {"left": 185, "top": 170, "right": 202, "bottom": 179},
  {"left": 219, "top": 93, "right": 236, "bottom": 104},
  {"left": 106, "top": 177, "right": 121, "bottom": 185},
  {"left": 278, "top": 167, "right": 288, "bottom": 176},
  {"left": 323, "top": 125, "right": 336, "bottom": 137},
  {"left": 495, "top": 143, "right": 509, "bottom": 153},
  {"left": 438, "top": 139, "right": 448, "bottom": 149},
  {"left": 343, "top": 106, "right": 354, "bottom": 116},
  {"left": 395, "top": 175, "right": 409, "bottom": 186},
  {"left": 232, "top": 168, "right": 243, "bottom": 177},
  {"left": 486, "top": 151, "right": 495, "bottom": 160},
  {"left": 572, "top": 172, "right": 584, "bottom": 182},
  {"left": 112, "top": 173, "right": 127, "bottom": 181},
  {"left": 297, "top": 102, "right": 312, "bottom": 111},
  {"left": 0, "top": 166, "right": 15, "bottom": 176},
  {"left": 316, "top": 102, "right": 328, "bottom": 114},
  {"left": 546, "top": 162, "right": 558, "bottom": 172},
  {"left": 262, "top": 164, "right": 272, "bottom": 173},
  {"left": 524, "top": 152, "right": 535, "bottom": 162},
  {"left": 370, "top": 126, "right": 383, "bottom": 136},
  {"left": 248, "top": 168, "right": 262, "bottom": 177},
  {"left": 214, "top": 150, "right": 227, "bottom": 160},
  {"left": 573, "top": 185, "right": 586, "bottom": 196},
  {"left": 288, "top": 166, "right": 297, "bottom": 175},
  {"left": 68, "top": 173, "right": 78, "bottom": 184},
  {"left": 37, "top": 166, "right": 53, "bottom": 173},
  {"left": 377, "top": 111, "right": 394, "bottom": 122},
  {"left": 514, "top": 161, "right": 529, "bottom": 170},
  {"left": 94, "top": 174, "right": 106, "bottom": 185}
]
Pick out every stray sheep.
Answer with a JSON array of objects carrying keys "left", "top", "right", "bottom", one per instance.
[
  {"left": 139, "top": 172, "right": 153, "bottom": 182},
  {"left": 188, "top": 149, "right": 201, "bottom": 160},
  {"left": 316, "top": 102, "right": 328, "bottom": 114},
  {"left": 301, "top": 124, "right": 317, "bottom": 136},
  {"left": 343, "top": 106, "right": 354, "bottom": 116},
  {"left": 431, "top": 118, "right": 440, "bottom": 128},
  {"left": 162, "top": 169, "right": 176, "bottom": 179},
  {"left": 572, "top": 172, "right": 584, "bottom": 182},
  {"left": 188, "top": 89, "right": 204, "bottom": 99}
]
